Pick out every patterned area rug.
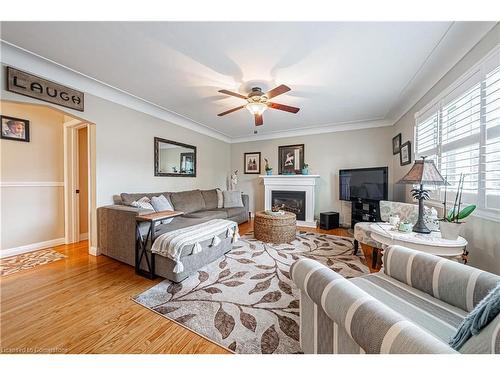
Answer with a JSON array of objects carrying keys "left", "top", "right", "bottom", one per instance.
[
  {"left": 0, "top": 248, "right": 67, "bottom": 276},
  {"left": 133, "top": 231, "right": 368, "bottom": 354}
]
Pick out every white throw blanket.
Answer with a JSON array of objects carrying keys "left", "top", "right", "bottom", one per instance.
[{"left": 151, "top": 219, "right": 240, "bottom": 273}]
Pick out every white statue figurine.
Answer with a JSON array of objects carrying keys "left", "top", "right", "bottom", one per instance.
[{"left": 229, "top": 170, "right": 238, "bottom": 190}]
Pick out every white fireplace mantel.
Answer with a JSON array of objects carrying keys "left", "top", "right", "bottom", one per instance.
[{"left": 260, "top": 175, "right": 320, "bottom": 227}]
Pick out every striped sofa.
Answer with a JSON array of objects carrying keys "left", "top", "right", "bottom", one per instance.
[{"left": 291, "top": 245, "right": 500, "bottom": 354}]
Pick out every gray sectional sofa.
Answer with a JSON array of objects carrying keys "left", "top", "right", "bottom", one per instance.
[{"left": 97, "top": 189, "right": 249, "bottom": 275}]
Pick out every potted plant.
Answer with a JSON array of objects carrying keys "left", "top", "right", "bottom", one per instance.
[
  {"left": 301, "top": 163, "right": 309, "bottom": 175},
  {"left": 439, "top": 173, "right": 476, "bottom": 240},
  {"left": 264, "top": 158, "right": 273, "bottom": 176}
]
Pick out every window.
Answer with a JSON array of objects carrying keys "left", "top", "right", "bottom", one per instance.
[{"left": 415, "top": 48, "right": 500, "bottom": 218}]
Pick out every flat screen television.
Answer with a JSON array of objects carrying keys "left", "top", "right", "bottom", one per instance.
[{"left": 339, "top": 167, "right": 388, "bottom": 201}]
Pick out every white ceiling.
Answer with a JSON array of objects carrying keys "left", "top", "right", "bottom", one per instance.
[{"left": 0, "top": 22, "right": 496, "bottom": 141}]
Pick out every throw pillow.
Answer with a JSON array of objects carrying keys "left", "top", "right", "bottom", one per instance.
[
  {"left": 131, "top": 196, "right": 154, "bottom": 211},
  {"left": 216, "top": 188, "right": 224, "bottom": 208},
  {"left": 223, "top": 190, "right": 244, "bottom": 208},
  {"left": 151, "top": 195, "right": 174, "bottom": 224}
]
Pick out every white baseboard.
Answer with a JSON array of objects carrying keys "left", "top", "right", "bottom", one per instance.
[
  {"left": 1, "top": 238, "right": 66, "bottom": 258},
  {"left": 79, "top": 232, "right": 88, "bottom": 240},
  {"left": 89, "top": 246, "right": 100, "bottom": 256},
  {"left": 297, "top": 220, "right": 318, "bottom": 228}
]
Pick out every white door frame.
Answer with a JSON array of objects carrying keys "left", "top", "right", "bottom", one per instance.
[{"left": 64, "top": 120, "right": 96, "bottom": 253}]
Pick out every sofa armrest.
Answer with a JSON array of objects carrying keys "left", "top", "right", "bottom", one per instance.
[
  {"left": 97, "top": 204, "right": 154, "bottom": 266},
  {"left": 291, "top": 258, "right": 456, "bottom": 354},
  {"left": 383, "top": 245, "right": 500, "bottom": 312}
]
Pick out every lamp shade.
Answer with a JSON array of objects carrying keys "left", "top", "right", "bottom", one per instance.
[{"left": 397, "top": 157, "right": 449, "bottom": 186}]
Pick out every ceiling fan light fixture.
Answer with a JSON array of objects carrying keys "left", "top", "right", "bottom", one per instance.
[{"left": 245, "top": 102, "right": 268, "bottom": 115}]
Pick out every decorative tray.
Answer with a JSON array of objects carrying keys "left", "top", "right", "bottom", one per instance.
[{"left": 265, "top": 210, "right": 285, "bottom": 216}]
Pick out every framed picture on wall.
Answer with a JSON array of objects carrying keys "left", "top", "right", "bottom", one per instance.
[
  {"left": 244, "top": 152, "right": 261, "bottom": 174},
  {"left": 1, "top": 115, "right": 30, "bottom": 142},
  {"left": 392, "top": 133, "right": 401, "bottom": 155},
  {"left": 278, "top": 144, "right": 304, "bottom": 174},
  {"left": 400, "top": 141, "right": 412, "bottom": 166}
]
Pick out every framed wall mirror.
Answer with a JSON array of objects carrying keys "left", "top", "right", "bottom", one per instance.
[{"left": 154, "top": 137, "right": 197, "bottom": 177}]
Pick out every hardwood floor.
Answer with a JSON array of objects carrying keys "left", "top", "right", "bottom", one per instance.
[{"left": 0, "top": 221, "right": 376, "bottom": 354}]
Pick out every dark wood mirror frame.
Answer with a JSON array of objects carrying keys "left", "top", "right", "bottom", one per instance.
[{"left": 154, "top": 137, "right": 197, "bottom": 177}]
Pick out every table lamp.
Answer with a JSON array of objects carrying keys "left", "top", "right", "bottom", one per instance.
[{"left": 397, "top": 156, "right": 448, "bottom": 233}]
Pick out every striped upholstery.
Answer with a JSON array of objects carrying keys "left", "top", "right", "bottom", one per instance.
[
  {"left": 290, "top": 258, "right": 456, "bottom": 354},
  {"left": 291, "top": 246, "right": 500, "bottom": 354},
  {"left": 383, "top": 245, "right": 500, "bottom": 312}
]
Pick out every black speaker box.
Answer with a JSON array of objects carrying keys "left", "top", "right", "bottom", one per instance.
[{"left": 320, "top": 211, "right": 340, "bottom": 230}]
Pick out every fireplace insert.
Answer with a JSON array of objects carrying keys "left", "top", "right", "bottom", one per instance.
[{"left": 271, "top": 190, "right": 306, "bottom": 221}]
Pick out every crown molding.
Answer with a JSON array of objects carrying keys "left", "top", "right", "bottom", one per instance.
[
  {"left": 0, "top": 41, "right": 232, "bottom": 143},
  {"left": 230, "top": 118, "right": 393, "bottom": 143}
]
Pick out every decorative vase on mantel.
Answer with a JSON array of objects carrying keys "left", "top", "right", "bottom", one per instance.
[
  {"left": 266, "top": 169, "right": 273, "bottom": 176},
  {"left": 439, "top": 221, "right": 462, "bottom": 240},
  {"left": 301, "top": 163, "right": 309, "bottom": 175}
]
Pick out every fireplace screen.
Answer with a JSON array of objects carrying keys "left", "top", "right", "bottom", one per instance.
[{"left": 271, "top": 190, "right": 306, "bottom": 221}]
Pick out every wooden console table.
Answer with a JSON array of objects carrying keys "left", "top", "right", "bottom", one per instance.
[{"left": 135, "top": 210, "right": 184, "bottom": 279}]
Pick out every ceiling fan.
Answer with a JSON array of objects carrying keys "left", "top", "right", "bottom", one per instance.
[{"left": 217, "top": 84, "right": 300, "bottom": 126}]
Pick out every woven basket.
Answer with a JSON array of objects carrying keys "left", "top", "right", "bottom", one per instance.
[{"left": 254, "top": 211, "right": 297, "bottom": 243}]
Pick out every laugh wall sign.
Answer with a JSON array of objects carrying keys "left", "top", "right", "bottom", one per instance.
[{"left": 6, "top": 67, "right": 84, "bottom": 112}]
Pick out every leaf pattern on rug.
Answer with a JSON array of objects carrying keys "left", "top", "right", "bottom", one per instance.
[
  {"left": 261, "top": 324, "right": 280, "bottom": 354},
  {"left": 133, "top": 231, "right": 368, "bottom": 354},
  {"left": 215, "top": 305, "right": 235, "bottom": 339},
  {"left": 240, "top": 311, "right": 257, "bottom": 332}
]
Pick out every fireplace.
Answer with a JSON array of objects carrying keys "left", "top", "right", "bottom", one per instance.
[
  {"left": 271, "top": 190, "right": 306, "bottom": 221},
  {"left": 262, "top": 174, "right": 319, "bottom": 227}
]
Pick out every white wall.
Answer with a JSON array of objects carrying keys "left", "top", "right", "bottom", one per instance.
[
  {"left": 0, "top": 101, "right": 65, "bottom": 251},
  {"left": 390, "top": 24, "right": 500, "bottom": 274},
  {"left": 230, "top": 126, "right": 393, "bottom": 225}
]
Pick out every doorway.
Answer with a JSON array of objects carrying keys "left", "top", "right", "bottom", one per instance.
[
  {"left": 64, "top": 120, "right": 95, "bottom": 251},
  {"left": 77, "top": 127, "right": 89, "bottom": 240}
]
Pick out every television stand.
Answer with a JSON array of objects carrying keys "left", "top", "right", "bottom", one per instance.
[{"left": 350, "top": 199, "right": 381, "bottom": 229}]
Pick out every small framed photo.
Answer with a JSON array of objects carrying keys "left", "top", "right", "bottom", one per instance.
[
  {"left": 278, "top": 144, "right": 304, "bottom": 174},
  {"left": 244, "top": 152, "right": 261, "bottom": 174},
  {"left": 392, "top": 133, "right": 401, "bottom": 155},
  {"left": 400, "top": 141, "right": 412, "bottom": 166},
  {"left": 1, "top": 115, "right": 30, "bottom": 142}
]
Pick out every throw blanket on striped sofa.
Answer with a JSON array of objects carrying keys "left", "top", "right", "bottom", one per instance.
[{"left": 151, "top": 219, "right": 240, "bottom": 273}]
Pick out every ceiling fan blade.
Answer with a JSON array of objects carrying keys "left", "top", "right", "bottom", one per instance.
[
  {"left": 266, "top": 84, "right": 291, "bottom": 99},
  {"left": 255, "top": 113, "right": 264, "bottom": 126},
  {"left": 217, "top": 105, "right": 245, "bottom": 116},
  {"left": 218, "top": 89, "right": 248, "bottom": 100},
  {"left": 269, "top": 102, "right": 300, "bottom": 113}
]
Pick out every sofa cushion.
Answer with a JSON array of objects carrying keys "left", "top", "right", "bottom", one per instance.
[
  {"left": 223, "top": 190, "right": 243, "bottom": 208},
  {"left": 220, "top": 207, "right": 246, "bottom": 218},
  {"left": 151, "top": 195, "right": 174, "bottom": 224},
  {"left": 154, "top": 216, "right": 208, "bottom": 237},
  {"left": 183, "top": 210, "right": 228, "bottom": 220},
  {"left": 201, "top": 189, "right": 219, "bottom": 210},
  {"left": 351, "top": 272, "right": 467, "bottom": 345},
  {"left": 216, "top": 188, "right": 224, "bottom": 208},
  {"left": 169, "top": 189, "right": 205, "bottom": 213},
  {"left": 130, "top": 196, "right": 154, "bottom": 211},
  {"left": 121, "top": 192, "right": 171, "bottom": 206}
]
